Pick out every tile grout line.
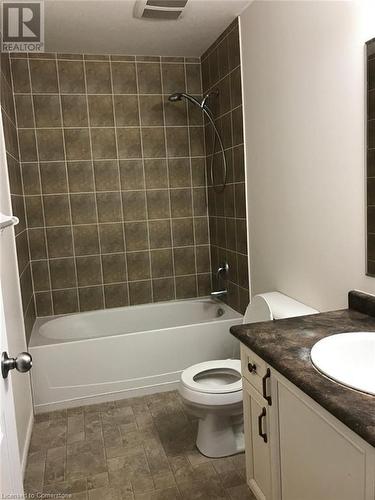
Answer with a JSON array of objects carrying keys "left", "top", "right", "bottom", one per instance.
[
  {"left": 9, "top": 63, "right": 241, "bottom": 99},
  {"left": 134, "top": 57, "right": 153, "bottom": 304},
  {"left": 23, "top": 216, "right": 230, "bottom": 232},
  {"left": 109, "top": 60, "right": 131, "bottom": 305},
  {"left": 11, "top": 54, "right": 201, "bottom": 64},
  {"left": 18, "top": 153, "right": 210, "bottom": 164},
  {"left": 228, "top": 30, "right": 246, "bottom": 308},
  {"left": 24, "top": 56, "right": 55, "bottom": 316},
  {"left": 205, "top": 121, "right": 217, "bottom": 290},
  {"left": 21, "top": 294, "right": 35, "bottom": 321},
  {"left": 84, "top": 59, "right": 107, "bottom": 311},
  {"left": 8, "top": 53, "right": 38, "bottom": 317},
  {"left": 159, "top": 60, "right": 177, "bottom": 301},
  {"left": 12, "top": 91, "right": 210, "bottom": 97},
  {"left": 227, "top": 53, "right": 235, "bottom": 303},
  {"left": 198, "top": 61, "right": 213, "bottom": 295},
  {"left": 56, "top": 56, "right": 81, "bottom": 313},
  {"left": 19, "top": 182, "right": 245, "bottom": 196},
  {"left": 108, "top": 56, "right": 130, "bottom": 308},
  {"left": 16, "top": 123, "right": 208, "bottom": 130},
  {"left": 1, "top": 101, "right": 18, "bottom": 130},
  {"left": 184, "top": 61, "right": 199, "bottom": 298},
  {"left": 29, "top": 274, "right": 214, "bottom": 290},
  {"left": 14, "top": 101, "right": 241, "bottom": 130},
  {"left": 23, "top": 270, "right": 214, "bottom": 294},
  {"left": 29, "top": 247, "right": 212, "bottom": 262}
]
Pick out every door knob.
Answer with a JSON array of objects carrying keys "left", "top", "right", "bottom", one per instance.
[{"left": 1, "top": 351, "right": 32, "bottom": 379}]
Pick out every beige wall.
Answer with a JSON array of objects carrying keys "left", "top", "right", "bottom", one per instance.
[{"left": 240, "top": 0, "right": 375, "bottom": 311}]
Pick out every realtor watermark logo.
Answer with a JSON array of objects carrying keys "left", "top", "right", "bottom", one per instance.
[{"left": 1, "top": 1, "right": 44, "bottom": 52}]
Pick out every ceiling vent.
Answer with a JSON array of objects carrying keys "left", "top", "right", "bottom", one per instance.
[{"left": 134, "top": 0, "right": 188, "bottom": 20}]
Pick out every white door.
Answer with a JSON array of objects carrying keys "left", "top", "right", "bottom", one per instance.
[
  {"left": 0, "top": 284, "right": 24, "bottom": 496},
  {"left": 0, "top": 78, "right": 26, "bottom": 498}
]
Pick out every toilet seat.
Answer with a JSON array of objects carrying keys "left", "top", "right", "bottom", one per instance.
[
  {"left": 181, "top": 359, "right": 242, "bottom": 394},
  {"left": 179, "top": 359, "right": 242, "bottom": 407}
]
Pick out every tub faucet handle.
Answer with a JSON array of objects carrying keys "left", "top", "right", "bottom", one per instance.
[{"left": 217, "top": 262, "right": 229, "bottom": 280}]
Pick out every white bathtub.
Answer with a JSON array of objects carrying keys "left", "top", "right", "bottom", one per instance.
[{"left": 29, "top": 298, "right": 243, "bottom": 413}]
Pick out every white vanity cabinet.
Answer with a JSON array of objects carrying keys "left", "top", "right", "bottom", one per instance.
[
  {"left": 241, "top": 345, "right": 280, "bottom": 500},
  {"left": 240, "top": 344, "right": 375, "bottom": 500}
]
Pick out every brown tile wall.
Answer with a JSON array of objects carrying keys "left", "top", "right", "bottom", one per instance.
[
  {"left": 201, "top": 19, "right": 249, "bottom": 313},
  {"left": 9, "top": 52, "right": 211, "bottom": 316},
  {"left": 367, "top": 39, "right": 375, "bottom": 275},
  {"left": 0, "top": 52, "right": 36, "bottom": 340}
]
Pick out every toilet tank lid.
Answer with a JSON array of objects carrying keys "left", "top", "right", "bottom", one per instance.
[{"left": 243, "top": 291, "right": 318, "bottom": 323}]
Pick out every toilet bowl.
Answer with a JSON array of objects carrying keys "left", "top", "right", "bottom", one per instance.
[
  {"left": 179, "top": 292, "right": 319, "bottom": 458},
  {"left": 179, "top": 359, "right": 243, "bottom": 458}
]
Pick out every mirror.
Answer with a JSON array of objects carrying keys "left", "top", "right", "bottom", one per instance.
[{"left": 366, "top": 38, "right": 375, "bottom": 276}]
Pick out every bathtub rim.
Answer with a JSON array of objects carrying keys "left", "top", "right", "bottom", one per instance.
[{"left": 29, "top": 297, "right": 242, "bottom": 348}]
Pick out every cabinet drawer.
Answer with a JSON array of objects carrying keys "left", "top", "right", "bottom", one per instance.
[{"left": 241, "top": 344, "right": 268, "bottom": 395}]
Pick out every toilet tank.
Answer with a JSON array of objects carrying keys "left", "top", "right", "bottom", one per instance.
[{"left": 243, "top": 291, "right": 318, "bottom": 324}]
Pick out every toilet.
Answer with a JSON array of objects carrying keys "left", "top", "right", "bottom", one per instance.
[
  {"left": 178, "top": 292, "right": 318, "bottom": 458},
  {"left": 179, "top": 359, "right": 244, "bottom": 458}
]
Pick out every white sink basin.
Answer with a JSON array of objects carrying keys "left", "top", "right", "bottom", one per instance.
[{"left": 310, "top": 332, "right": 375, "bottom": 396}]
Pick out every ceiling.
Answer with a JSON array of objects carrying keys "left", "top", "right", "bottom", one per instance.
[{"left": 43, "top": 0, "right": 252, "bottom": 57}]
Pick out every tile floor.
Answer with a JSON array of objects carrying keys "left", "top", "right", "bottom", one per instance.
[{"left": 24, "top": 391, "right": 255, "bottom": 499}]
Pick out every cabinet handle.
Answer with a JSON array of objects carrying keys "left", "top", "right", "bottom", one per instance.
[
  {"left": 248, "top": 362, "right": 257, "bottom": 374},
  {"left": 258, "top": 407, "right": 268, "bottom": 443},
  {"left": 262, "top": 368, "right": 272, "bottom": 406}
]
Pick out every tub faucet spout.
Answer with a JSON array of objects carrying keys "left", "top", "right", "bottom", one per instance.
[
  {"left": 211, "top": 262, "right": 229, "bottom": 299},
  {"left": 210, "top": 290, "right": 227, "bottom": 298}
]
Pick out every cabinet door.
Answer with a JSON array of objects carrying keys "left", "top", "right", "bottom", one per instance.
[
  {"left": 243, "top": 379, "right": 272, "bottom": 500},
  {"left": 278, "top": 381, "right": 369, "bottom": 500}
]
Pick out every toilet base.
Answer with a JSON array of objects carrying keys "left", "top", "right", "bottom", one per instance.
[{"left": 196, "top": 412, "right": 244, "bottom": 458}]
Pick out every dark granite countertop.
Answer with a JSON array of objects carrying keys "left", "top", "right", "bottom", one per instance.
[{"left": 230, "top": 291, "right": 375, "bottom": 447}]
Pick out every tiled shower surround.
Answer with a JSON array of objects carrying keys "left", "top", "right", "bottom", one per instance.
[
  {"left": 1, "top": 18, "right": 247, "bottom": 339},
  {"left": 10, "top": 52, "right": 211, "bottom": 321},
  {"left": 0, "top": 52, "right": 36, "bottom": 338},
  {"left": 202, "top": 20, "right": 249, "bottom": 312}
]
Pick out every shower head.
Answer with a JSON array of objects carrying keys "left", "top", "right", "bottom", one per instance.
[
  {"left": 168, "top": 92, "right": 184, "bottom": 102},
  {"left": 168, "top": 92, "right": 204, "bottom": 111},
  {"left": 168, "top": 91, "right": 217, "bottom": 113}
]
